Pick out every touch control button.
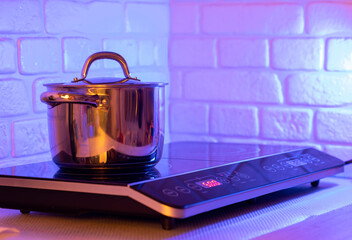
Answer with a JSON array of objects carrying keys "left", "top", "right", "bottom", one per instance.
[
  {"left": 236, "top": 172, "right": 250, "bottom": 179},
  {"left": 216, "top": 176, "right": 230, "bottom": 183},
  {"left": 263, "top": 166, "right": 277, "bottom": 172},
  {"left": 231, "top": 176, "right": 240, "bottom": 182},
  {"left": 187, "top": 183, "right": 203, "bottom": 191},
  {"left": 162, "top": 188, "right": 179, "bottom": 197},
  {"left": 272, "top": 164, "right": 285, "bottom": 170},
  {"left": 175, "top": 186, "right": 191, "bottom": 194}
]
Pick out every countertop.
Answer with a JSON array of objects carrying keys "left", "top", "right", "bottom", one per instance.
[{"left": 0, "top": 164, "right": 351, "bottom": 240}]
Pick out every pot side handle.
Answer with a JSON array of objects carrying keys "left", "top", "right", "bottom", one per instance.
[{"left": 40, "top": 91, "right": 100, "bottom": 108}]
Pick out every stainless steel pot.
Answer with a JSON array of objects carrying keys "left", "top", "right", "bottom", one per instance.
[{"left": 41, "top": 52, "right": 166, "bottom": 171}]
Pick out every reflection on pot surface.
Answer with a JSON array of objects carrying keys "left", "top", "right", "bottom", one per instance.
[
  {"left": 54, "top": 166, "right": 161, "bottom": 183},
  {"left": 46, "top": 86, "right": 165, "bottom": 170}
]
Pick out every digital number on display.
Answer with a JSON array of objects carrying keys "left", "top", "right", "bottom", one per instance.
[
  {"left": 195, "top": 179, "right": 222, "bottom": 189},
  {"left": 286, "top": 159, "right": 308, "bottom": 167}
]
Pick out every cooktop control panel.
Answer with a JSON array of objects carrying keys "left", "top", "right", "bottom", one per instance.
[{"left": 131, "top": 148, "right": 344, "bottom": 208}]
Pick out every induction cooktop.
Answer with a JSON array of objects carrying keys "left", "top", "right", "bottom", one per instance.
[{"left": 0, "top": 142, "right": 345, "bottom": 230}]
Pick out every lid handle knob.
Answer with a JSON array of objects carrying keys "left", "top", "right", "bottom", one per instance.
[{"left": 73, "top": 52, "right": 139, "bottom": 84}]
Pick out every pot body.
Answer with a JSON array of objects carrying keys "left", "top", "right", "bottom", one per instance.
[{"left": 44, "top": 85, "right": 165, "bottom": 170}]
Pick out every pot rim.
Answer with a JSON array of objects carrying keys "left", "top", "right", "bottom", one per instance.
[{"left": 44, "top": 79, "right": 167, "bottom": 88}]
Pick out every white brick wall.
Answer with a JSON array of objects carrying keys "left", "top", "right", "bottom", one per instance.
[
  {"left": 0, "top": 122, "right": 8, "bottom": 159},
  {"left": 2, "top": 0, "right": 352, "bottom": 169},
  {"left": 63, "top": 38, "right": 101, "bottom": 72},
  {"left": 210, "top": 105, "right": 258, "bottom": 137},
  {"left": 19, "top": 38, "right": 61, "bottom": 74},
  {"left": 103, "top": 39, "right": 138, "bottom": 68},
  {"left": 169, "top": 71, "right": 183, "bottom": 99},
  {"left": 170, "top": 38, "right": 216, "bottom": 67},
  {"left": 316, "top": 110, "right": 352, "bottom": 143},
  {"left": 327, "top": 38, "right": 352, "bottom": 71},
  {"left": 169, "top": 0, "right": 352, "bottom": 167},
  {"left": 170, "top": 102, "right": 209, "bottom": 134},
  {"left": 171, "top": 3, "right": 198, "bottom": 34},
  {"left": 201, "top": 3, "right": 304, "bottom": 34},
  {"left": 219, "top": 38, "right": 269, "bottom": 68},
  {"left": 0, "top": 39, "right": 17, "bottom": 73},
  {"left": 0, "top": 0, "right": 170, "bottom": 163},
  {"left": 0, "top": 79, "right": 29, "bottom": 117},
  {"left": 126, "top": 3, "right": 169, "bottom": 33},
  {"left": 45, "top": 0, "right": 124, "bottom": 34},
  {"left": 0, "top": 0, "right": 42, "bottom": 33},
  {"left": 12, "top": 119, "right": 49, "bottom": 157},
  {"left": 260, "top": 108, "right": 313, "bottom": 141},
  {"left": 183, "top": 71, "right": 283, "bottom": 103},
  {"left": 286, "top": 73, "right": 352, "bottom": 106},
  {"left": 271, "top": 38, "right": 324, "bottom": 70},
  {"left": 307, "top": 2, "right": 352, "bottom": 35}
]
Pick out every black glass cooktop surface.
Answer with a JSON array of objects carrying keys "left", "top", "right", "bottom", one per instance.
[{"left": 0, "top": 142, "right": 315, "bottom": 184}]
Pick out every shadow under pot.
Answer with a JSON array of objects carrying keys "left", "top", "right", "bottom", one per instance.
[{"left": 41, "top": 52, "right": 167, "bottom": 172}]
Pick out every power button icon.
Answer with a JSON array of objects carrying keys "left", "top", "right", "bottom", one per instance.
[{"left": 162, "top": 188, "right": 179, "bottom": 197}]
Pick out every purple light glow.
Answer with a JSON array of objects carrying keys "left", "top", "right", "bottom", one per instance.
[{"left": 0, "top": 1, "right": 351, "bottom": 176}]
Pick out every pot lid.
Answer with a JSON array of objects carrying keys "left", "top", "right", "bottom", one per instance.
[
  {"left": 44, "top": 78, "right": 166, "bottom": 88},
  {"left": 45, "top": 52, "right": 166, "bottom": 88}
]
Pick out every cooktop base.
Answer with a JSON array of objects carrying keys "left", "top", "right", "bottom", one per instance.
[{"left": 0, "top": 142, "right": 345, "bottom": 230}]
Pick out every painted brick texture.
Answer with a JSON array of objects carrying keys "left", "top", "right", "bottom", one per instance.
[
  {"left": 63, "top": 38, "right": 101, "bottom": 72},
  {"left": 171, "top": 4, "right": 198, "bottom": 34},
  {"left": 19, "top": 38, "right": 61, "bottom": 74},
  {"left": 0, "top": 39, "right": 17, "bottom": 73},
  {"left": 201, "top": 3, "right": 304, "bottom": 34},
  {"left": 45, "top": 0, "right": 124, "bottom": 34},
  {"left": 0, "top": 1, "right": 170, "bottom": 165},
  {"left": 170, "top": 102, "right": 209, "bottom": 134},
  {"left": 169, "top": 0, "right": 352, "bottom": 166},
  {"left": 12, "top": 119, "right": 49, "bottom": 157},
  {"left": 307, "top": 2, "right": 352, "bottom": 35},
  {"left": 2, "top": 0, "right": 352, "bottom": 169},
  {"left": 0, "top": 0, "right": 42, "bottom": 33},
  {"left": 219, "top": 39, "right": 268, "bottom": 68},
  {"left": 126, "top": 3, "right": 169, "bottom": 33},
  {"left": 0, "top": 122, "right": 8, "bottom": 159},
  {"left": 170, "top": 38, "right": 216, "bottom": 67},
  {"left": 327, "top": 38, "right": 352, "bottom": 71},
  {"left": 287, "top": 73, "right": 352, "bottom": 106},
  {"left": 0, "top": 79, "right": 29, "bottom": 117},
  {"left": 103, "top": 39, "right": 138, "bottom": 68},
  {"left": 261, "top": 108, "right": 313, "bottom": 141},
  {"left": 271, "top": 38, "right": 324, "bottom": 70},
  {"left": 169, "top": 71, "right": 182, "bottom": 99},
  {"left": 316, "top": 110, "right": 352, "bottom": 143},
  {"left": 183, "top": 71, "right": 283, "bottom": 103},
  {"left": 210, "top": 106, "right": 258, "bottom": 137}
]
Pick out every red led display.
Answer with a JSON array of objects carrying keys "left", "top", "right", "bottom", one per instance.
[{"left": 196, "top": 179, "right": 222, "bottom": 188}]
